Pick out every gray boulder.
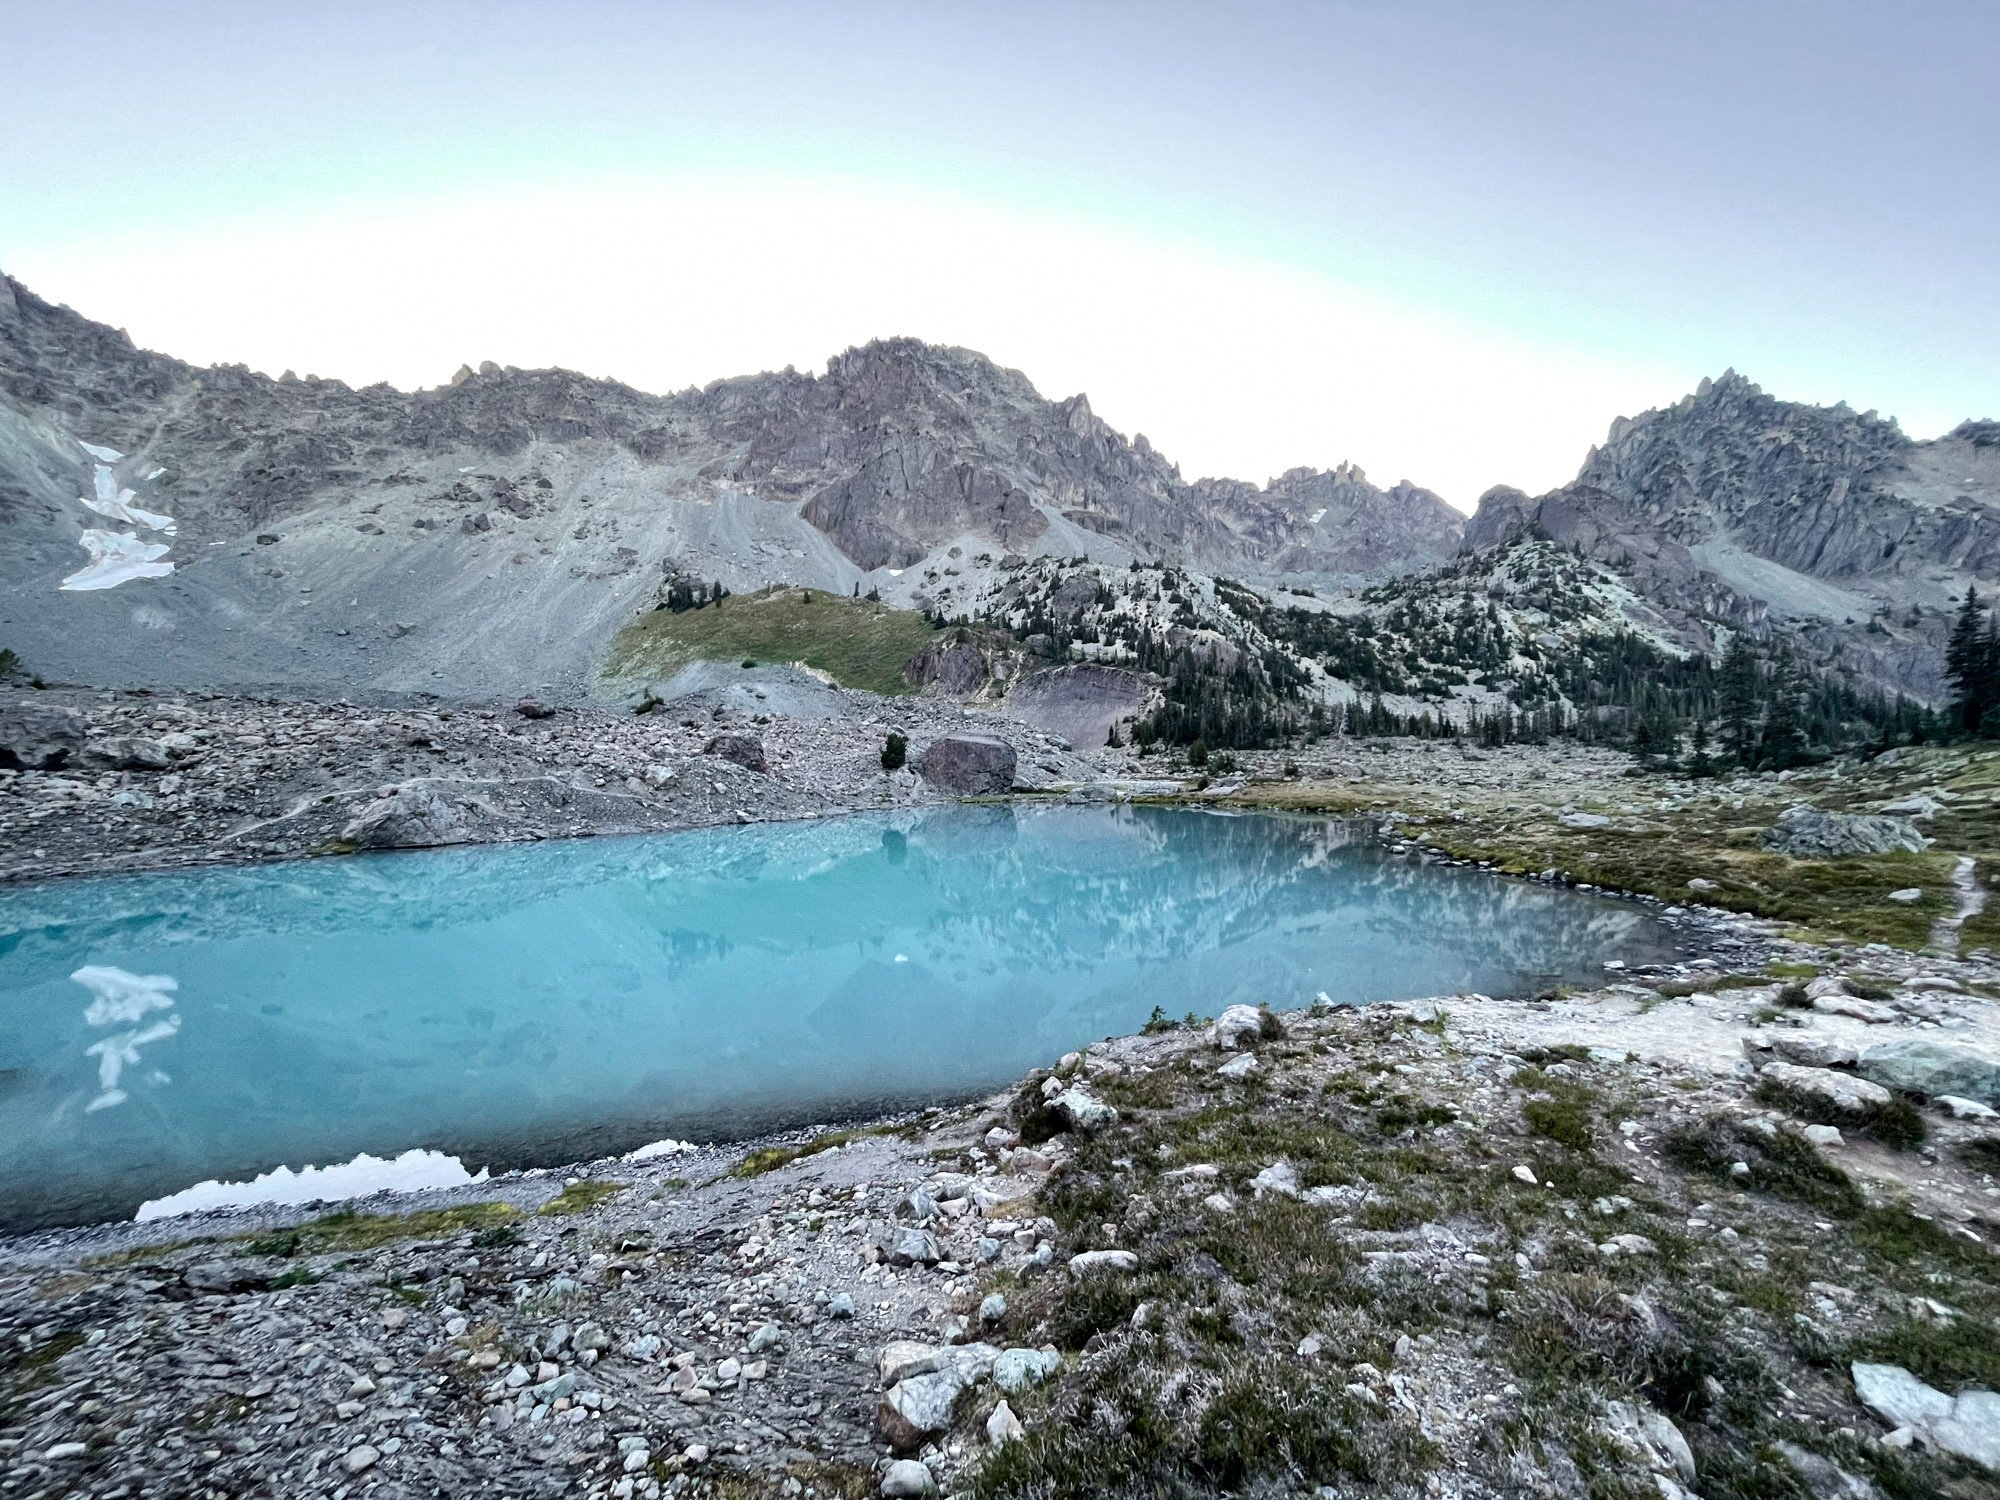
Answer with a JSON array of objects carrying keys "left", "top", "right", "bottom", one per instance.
[
  {"left": 702, "top": 733, "right": 767, "bottom": 773},
  {"left": 1853, "top": 1362, "right": 2000, "bottom": 1470},
  {"left": 870, "top": 1225, "right": 943, "bottom": 1267},
  {"left": 341, "top": 784, "right": 476, "bottom": 850},
  {"left": 80, "top": 735, "right": 174, "bottom": 771},
  {"left": 0, "top": 705, "right": 85, "bottom": 769},
  {"left": 1759, "top": 1061, "right": 1893, "bottom": 1115},
  {"left": 917, "top": 734, "right": 1017, "bottom": 794},
  {"left": 1761, "top": 804, "right": 1929, "bottom": 857},
  {"left": 1050, "top": 1087, "right": 1118, "bottom": 1133},
  {"left": 993, "top": 1346, "right": 1061, "bottom": 1394},
  {"left": 878, "top": 1369, "right": 967, "bottom": 1452},
  {"left": 1859, "top": 1040, "right": 2000, "bottom": 1106}
]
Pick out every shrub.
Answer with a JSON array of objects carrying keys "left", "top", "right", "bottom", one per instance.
[
  {"left": 1187, "top": 738, "right": 1210, "bottom": 768},
  {"left": 881, "top": 731, "right": 908, "bottom": 771}
]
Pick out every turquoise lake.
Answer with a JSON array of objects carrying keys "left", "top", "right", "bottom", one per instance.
[{"left": 0, "top": 805, "right": 1692, "bottom": 1229}]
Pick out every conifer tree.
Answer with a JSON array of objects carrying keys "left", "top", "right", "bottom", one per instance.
[{"left": 1719, "top": 635, "right": 1762, "bottom": 766}]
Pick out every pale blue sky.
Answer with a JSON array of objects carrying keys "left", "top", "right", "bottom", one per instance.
[{"left": 3, "top": 1, "right": 1993, "bottom": 505}]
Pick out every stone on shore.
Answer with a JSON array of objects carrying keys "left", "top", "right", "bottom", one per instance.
[{"left": 916, "top": 734, "right": 1017, "bottom": 794}]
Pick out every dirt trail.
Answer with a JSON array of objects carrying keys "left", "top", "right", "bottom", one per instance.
[{"left": 1932, "top": 853, "right": 1988, "bottom": 953}]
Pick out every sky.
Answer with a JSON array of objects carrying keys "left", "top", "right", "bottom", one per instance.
[{"left": 2, "top": 1, "right": 1994, "bottom": 511}]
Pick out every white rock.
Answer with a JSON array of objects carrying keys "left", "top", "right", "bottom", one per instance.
[
  {"left": 881, "top": 1458, "right": 937, "bottom": 1496},
  {"left": 1250, "top": 1162, "right": 1299, "bottom": 1198},
  {"left": 1938, "top": 1094, "right": 2000, "bottom": 1120},
  {"left": 1850, "top": 1362, "right": 2000, "bottom": 1468},
  {"left": 1887, "top": 888, "right": 1924, "bottom": 903},
  {"left": 1512, "top": 1165, "right": 1538, "bottom": 1185},
  {"left": 1802, "top": 1124, "right": 1845, "bottom": 1147},
  {"left": 986, "top": 1399, "right": 1024, "bottom": 1446},
  {"left": 1068, "top": 1249, "right": 1139, "bottom": 1275},
  {"left": 1208, "top": 1003, "right": 1266, "bottom": 1050},
  {"left": 343, "top": 1445, "right": 381, "bottom": 1474},
  {"left": 1216, "top": 1053, "right": 1258, "bottom": 1079}
]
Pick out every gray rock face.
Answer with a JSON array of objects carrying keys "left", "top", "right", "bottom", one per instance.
[
  {"left": 702, "top": 732, "right": 767, "bottom": 773},
  {"left": 0, "top": 705, "right": 84, "bottom": 769},
  {"left": 916, "top": 734, "right": 1016, "bottom": 794},
  {"left": 1000, "top": 663, "right": 1157, "bottom": 750},
  {"left": 1859, "top": 1039, "right": 2000, "bottom": 1105},
  {"left": 340, "top": 784, "right": 477, "bottom": 850},
  {"left": 1761, "top": 804, "right": 1930, "bottom": 857},
  {"left": 1464, "top": 371, "right": 2000, "bottom": 700}
]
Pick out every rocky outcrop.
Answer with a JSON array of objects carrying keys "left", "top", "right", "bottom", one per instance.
[
  {"left": 0, "top": 704, "right": 84, "bottom": 769},
  {"left": 1761, "top": 805, "right": 1930, "bottom": 857},
  {"left": 1464, "top": 371, "right": 2000, "bottom": 700},
  {"left": 916, "top": 734, "right": 1017, "bottom": 794}
]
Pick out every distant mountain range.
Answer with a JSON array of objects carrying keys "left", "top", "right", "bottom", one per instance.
[{"left": 0, "top": 270, "right": 1991, "bottom": 705}]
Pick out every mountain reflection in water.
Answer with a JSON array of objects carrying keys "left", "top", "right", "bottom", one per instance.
[{"left": 0, "top": 805, "right": 1690, "bottom": 1229}]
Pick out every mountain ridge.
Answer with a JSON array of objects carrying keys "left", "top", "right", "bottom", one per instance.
[{"left": 0, "top": 270, "right": 1991, "bottom": 708}]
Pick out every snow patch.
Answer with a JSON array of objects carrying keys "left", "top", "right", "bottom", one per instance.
[
  {"left": 136, "top": 1148, "right": 489, "bottom": 1221},
  {"left": 78, "top": 441, "right": 123, "bottom": 462},
  {"left": 622, "top": 1138, "right": 697, "bottom": 1162},
  {"left": 83, "top": 466, "right": 176, "bottom": 534},
  {"left": 1308, "top": 508, "right": 1327, "bottom": 524},
  {"left": 62, "top": 530, "right": 174, "bottom": 591}
]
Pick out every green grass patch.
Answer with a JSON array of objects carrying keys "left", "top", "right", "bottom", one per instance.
[
  {"left": 730, "top": 1129, "right": 866, "bottom": 1178},
  {"left": 604, "top": 587, "right": 939, "bottom": 696},
  {"left": 538, "top": 1181, "right": 624, "bottom": 1216},
  {"left": 246, "top": 1201, "right": 520, "bottom": 1254}
]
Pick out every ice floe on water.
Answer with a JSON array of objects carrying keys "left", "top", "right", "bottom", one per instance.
[
  {"left": 75, "top": 965, "right": 182, "bottom": 1113},
  {"left": 136, "top": 1149, "right": 490, "bottom": 1221},
  {"left": 61, "top": 442, "right": 178, "bottom": 590},
  {"left": 622, "top": 1138, "right": 698, "bottom": 1162}
]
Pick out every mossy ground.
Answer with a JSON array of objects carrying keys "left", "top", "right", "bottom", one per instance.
[
  {"left": 955, "top": 1008, "right": 2000, "bottom": 1500},
  {"left": 604, "top": 588, "right": 937, "bottom": 696},
  {"left": 1218, "top": 744, "right": 2000, "bottom": 950}
]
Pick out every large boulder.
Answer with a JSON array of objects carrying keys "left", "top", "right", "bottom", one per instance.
[
  {"left": 702, "top": 733, "right": 767, "bottom": 773},
  {"left": 1854, "top": 1362, "right": 2000, "bottom": 1470},
  {"left": 1859, "top": 1040, "right": 2000, "bottom": 1106},
  {"left": 1761, "top": 804, "right": 1929, "bottom": 857},
  {"left": 878, "top": 1369, "right": 968, "bottom": 1453},
  {"left": 341, "top": 785, "right": 477, "bottom": 850},
  {"left": 0, "top": 705, "right": 85, "bottom": 769},
  {"left": 917, "top": 734, "right": 1017, "bottom": 794},
  {"left": 1758, "top": 1060, "right": 1893, "bottom": 1115},
  {"left": 80, "top": 735, "right": 174, "bottom": 772}
]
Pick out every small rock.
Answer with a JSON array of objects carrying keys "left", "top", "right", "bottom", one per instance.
[
  {"left": 979, "top": 1293, "right": 1008, "bottom": 1324},
  {"left": 986, "top": 1399, "right": 1024, "bottom": 1446},
  {"left": 881, "top": 1458, "right": 938, "bottom": 1497},
  {"left": 1068, "top": 1250, "right": 1139, "bottom": 1275},
  {"left": 1050, "top": 1087, "right": 1118, "bottom": 1133},
  {"left": 344, "top": 1445, "right": 381, "bottom": 1475}
]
